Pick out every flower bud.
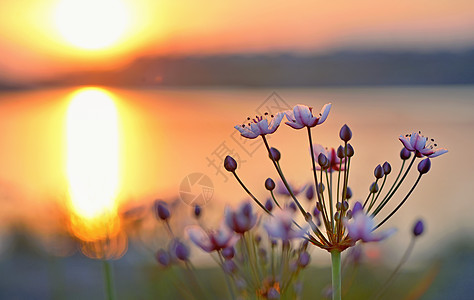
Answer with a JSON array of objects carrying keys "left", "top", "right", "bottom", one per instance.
[
  {"left": 344, "top": 187, "right": 352, "bottom": 199},
  {"left": 305, "top": 185, "right": 314, "bottom": 201},
  {"left": 265, "top": 198, "right": 274, "bottom": 212},
  {"left": 224, "top": 155, "right": 237, "bottom": 172},
  {"left": 369, "top": 182, "right": 379, "bottom": 193},
  {"left": 374, "top": 164, "right": 384, "bottom": 179},
  {"left": 269, "top": 147, "right": 281, "bottom": 162},
  {"left": 337, "top": 145, "right": 345, "bottom": 159},
  {"left": 313, "top": 206, "right": 320, "bottom": 217},
  {"left": 194, "top": 205, "right": 202, "bottom": 219},
  {"left": 413, "top": 219, "right": 424, "bottom": 237},
  {"left": 346, "top": 210, "right": 352, "bottom": 219},
  {"left": 339, "top": 124, "right": 352, "bottom": 142},
  {"left": 154, "top": 200, "right": 170, "bottom": 221},
  {"left": 400, "top": 148, "right": 411, "bottom": 160},
  {"left": 265, "top": 178, "right": 276, "bottom": 191},
  {"left": 318, "top": 153, "right": 328, "bottom": 168},
  {"left": 336, "top": 202, "right": 342, "bottom": 211},
  {"left": 345, "top": 143, "right": 354, "bottom": 157},
  {"left": 342, "top": 201, "right": 349, "bottom": 211},
  {"left": 156, "top": 249, "right": 171, "bottom": 267},
  {"left": 383, "top": 162, "right": 391, "bottom": 175},
  {"left": 318, "top": 183, "right": 325, "bottom": 194},
  {"left": 418, "top": 158, "right": 431, "bottom": 174},
  {"left": 334, "top": 211, "right": 340, "bottom": 219},
  {"left": 316, "top": 202, "right": 323, "bottom": 212},
  {"left": 173, "top": 240, "right": 190, "bottom": 261},
  {"left": 297, "top": 251, "right": 311, "bottom": 268},
  {"left": 223, "top": 260, "right": 237, "bottom": 274},
  {"left": 222, "top": 247, "right": 235, "bottom": 259},
  {"left": 255, "top": 234, "right": 262, "bottom": 244}
]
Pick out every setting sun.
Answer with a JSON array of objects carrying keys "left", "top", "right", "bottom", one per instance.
[
  {"left": 55, "top": 0, "right": 129, "bottom": 50},
  {"left": 66, "top": 87, "right": 121, "bottom": 241}
]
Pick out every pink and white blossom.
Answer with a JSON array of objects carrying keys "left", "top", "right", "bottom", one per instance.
[
  {"left": 344, "top": 209, "right": 396, "bottom": 243},
  {"left": 186, "top": 223, "right": 239, "bottom": 252},
  {"left": 399, "top": 132, "right": 448, "bottom": 158},
  {"left": 285, "top": 103, "right": 331, "bottom": 129},
  {"left": 225, "top": 202, "right": 258, "bottom": 234},
  {"left": 312, "top": 144, "right": 345, "bottom": 173},
  {"left": 235, "top": 112, "right": 284, "bottom": 139},
  {"left": 263, "top": 209, "right": 308, "bottom": 242}
]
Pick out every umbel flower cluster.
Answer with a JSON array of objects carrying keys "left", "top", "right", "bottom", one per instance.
[
  {"left": 224, "top": 103, "right": 447, "bottom": 299},
  {"left": 151, "top": 103, "right": 446, "bottom": 300}
]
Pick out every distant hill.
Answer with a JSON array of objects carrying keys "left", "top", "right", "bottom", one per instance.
[{"left": 41, "top": 50, "right": 474, "bottom": 87}]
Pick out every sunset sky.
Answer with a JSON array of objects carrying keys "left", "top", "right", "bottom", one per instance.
[{"left": 1, "top": 0, "right": 474, "bottom": 81}]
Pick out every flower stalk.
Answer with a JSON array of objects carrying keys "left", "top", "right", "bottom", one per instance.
[
  {"left": 102, "top": 259, "right": 116, "bottom": 300},
  {"left": 331, "top": 251, "right": 342, "bottom": 300}
]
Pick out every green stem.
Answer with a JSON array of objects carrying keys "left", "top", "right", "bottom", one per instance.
[
  {"left": 102, "top": 260, "right": 116, "bottom": 300},
  {"left": 331, "top": 251, "right": 342, "bottom": 300}
]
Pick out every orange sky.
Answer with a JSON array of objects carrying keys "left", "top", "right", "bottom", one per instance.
[{"left": 1, "top": 0, "right": 474, "bottom": 81}]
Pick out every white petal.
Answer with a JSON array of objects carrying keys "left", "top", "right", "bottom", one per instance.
[
  {"left": 235, "top": 125, "right": 259, "bottom": 139},
  {"left": 316, "top": 103, "right": 332, "bottom": 125},
  {"left": 186, "top": 226, "right": 213, "bottom": 252},
  {"left": 399, "top": 135, "right": 415, "bottom": 151}
]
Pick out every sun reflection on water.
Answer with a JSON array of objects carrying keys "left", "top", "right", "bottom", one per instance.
[{"left": 65, "top": 87, "right": 121, "bottom": 242}]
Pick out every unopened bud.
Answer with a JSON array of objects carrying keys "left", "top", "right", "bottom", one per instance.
[
  {"left": 288, "top": 202, "right": 297, "bottom": 212},
  {"left": 194, "top": 205, "right": 202, "bottom": 219},
  {"left": 173, "top": 240, "right": 190, "bottom": 261},
  {"left": 316, "top": 202, "right": 323, "bottom": 212},
  {"left": 339, "top": 124, "right": 352, "bottom": 142},
  {"left": 318, "top": 183, "right": 325, "bottom": 193},
  {"left": 336, "top": 202, "right": 342, "bottom": 211},
  {"left": 352, "top": 202, "right": 363, "bottom": 215},
  {"left": 345, "top": 144, "right": 354, "bottom": 157},
  {"left": 223, "top": 260, "right": 237, "bottom": 274},
  {"left": 305, "top": 185, "right": 314, "bottom": 200},
  {"left": 418, "top": 158, "right": 431, "bottom": 174},
  {"left": 265, "top": 198, "right": 274, "bottom": 212},
  {"left": 337, "top": 145, "right": 345, "bottom": 159},
  {"left": 269, "top": 147, "right": 281, "bottom": 162},
  {"left": 297, "top": 251, "right": 311, "bottom": 268},
  {"left": 154, "top": 200, "right": 170, "bottom": 221},
  {"left": 342, "top": 201, "right": 349, "bottom": 211},
  {"left": 413, "top": 219, "right": 424, "bottom": 237},
  {"left": 400, "top": 148, "right": 411, "bottom": 160},
  {"left": 265, "top": 178, "right": 276, "bottom": 191},
  {"left": 313, "top": 206, "right": 320, "bottom": 217},
  {"left": 156, "top": 249, "right": 171, "bottom": 267},
  {"left": 222, "top": 247, "right": 235, "bottom": 259},
  {"left": 334, "top": 211, "right": 340, "bottom": 220},
  {"left": 383, "top": 162, "right": 392, "bottom": 175},
  {"left": 344, "top": 187, "right": 352, "bottom": 199},
  {"left": 369, "top": 182, "right": 379, "bottom": 193},
  {"left": 224, "top": 155, "right": 237, "bottom": 172},
  {"left": 346, "top": 210, "right": 352, "bottom": 219},
  {"left": 374, "top": 164, "right": 384, "bottom": 179},
  {"left": 318, "top": 153, "right": 328, "bottom": 168}
]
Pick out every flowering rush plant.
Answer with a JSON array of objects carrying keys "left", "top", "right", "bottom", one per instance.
[
  {"left": 224, "top": 103, "right": 447, "bottom": 299},
  {"left": 153, "top": 102, "right": 446, "bottom": 300}
]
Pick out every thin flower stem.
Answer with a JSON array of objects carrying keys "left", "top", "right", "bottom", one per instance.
[
  {"left": 373, "top": 157, "right": 415, "bottom": 216},
  {"left": 372, "top": 237, "right": 416, "bottom": 300},
  {"left": 337, "top": 157, "right": 342, "bottom": 205},
  {"left": 231, "top": 172, "right": 271, "bottom": 214},
  {"left": 262, "top": 135, "right": 306, "bottom": 217},
  {"left": 243, "top": 233, "right": 260, "bottom": 284},
  {"left": 307, "top": 127, "right": 326, "bottom": 217},
  {"left": 270, "top": 190, "right": 281, "bottom": 209},
  {"left": 102, "top": 259, "right": 116, "bottom": 300},
  {"left": 337, "top": 157, "right": 351, "bottom": 242},
  {"left": 368, "top": 176, "right": 387, "bottom": 213},
  {"left": 374, "top": 174, "right": 423, "bottom": 230},
  {"left": 331, "top": 251, "right": 342, "bottom": 300},
  {"left": 325, "top": 170, "right": 334, "bottom": 230},
  {"left": 319, "top": 169, "right": 332, "bottom": 231},
  {"left": 218, "top": 252, "right": 237, "bottom": 300}
]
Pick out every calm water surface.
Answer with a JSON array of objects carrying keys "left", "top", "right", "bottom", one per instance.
[{"left": 0, "top": 86, "right": 472, "bottom": 261}]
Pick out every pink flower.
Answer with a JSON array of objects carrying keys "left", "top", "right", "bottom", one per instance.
[
  {"left": 285, "top": 103, "right": 331, "bottom": 129},
  {"left": 225, "top": 202, "right": 258, "bottom": 234},
  {"left": 312, "top": 144, "right": 345, "bottom": 173},
  {"left": 399, "top": 132, "right": 448, "bottom": 158},
  {"left": 186, "top": 223, "right": 239, "bottom": 252},
  {"left": 276, "top": 180, "right": 307, "bottom": 196},
  {"left": 344, "top": 207, "right": 396, "bottom": 243},
  {"left": 235, "top": 112, "right": 284, "bottom": 139},
  {"left": 263, "top": 209, "right": 308, "bottom": 242}
]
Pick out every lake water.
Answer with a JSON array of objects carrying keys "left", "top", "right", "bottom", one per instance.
[{"left": 0, "top": 85, "right": 472, "bottom": 261}]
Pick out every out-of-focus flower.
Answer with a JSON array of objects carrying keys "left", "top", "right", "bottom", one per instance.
[
  {"left": 305, "top": 184, "right": 314, "bottom": 201},
  {"left": 399, "top": 132, "right": 448, "bottom": 158},
  {"left": 235, "top": 113, "right": 284, "bottom": 139},
  {"left": 285, "top": 103, "right": 332, "bottom": 129},
  {"left": 170, "top": 239, "right": 190, "bottom": 261},
  {"left": 193, "top": 205, "right": 202, "bottom": 219},
  {"left": 186, "top": 223, "right": 239, "bottom": 252},
  {"left": 344, "top": 207, "right": 396, "bottom": 243},
  {"left": 312, "top": 144, "right": 345, "bottom": 173},
  {"left": 276, "top": 181, "right": 307, "bottom": 196},
  {"left": 221, "top": 247, "right": 235, "bottom": 259},
  {"left": 264, "top": 209, "right": 308, "bottom": 242},
  {"left": 153, "top": 200, "right": 170, "bottom": 221},
  {"left": 413, "top": 219, "right": 424, "bottom": 237},
  {"left": 225, "top": 202, "right": 258, "bottom": 234},
  {"left": 155, "top": 249, "right": 171, "bottom": 267},
  {"left": 297, "top": 251, "right": 311, "bottom": 268}
]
